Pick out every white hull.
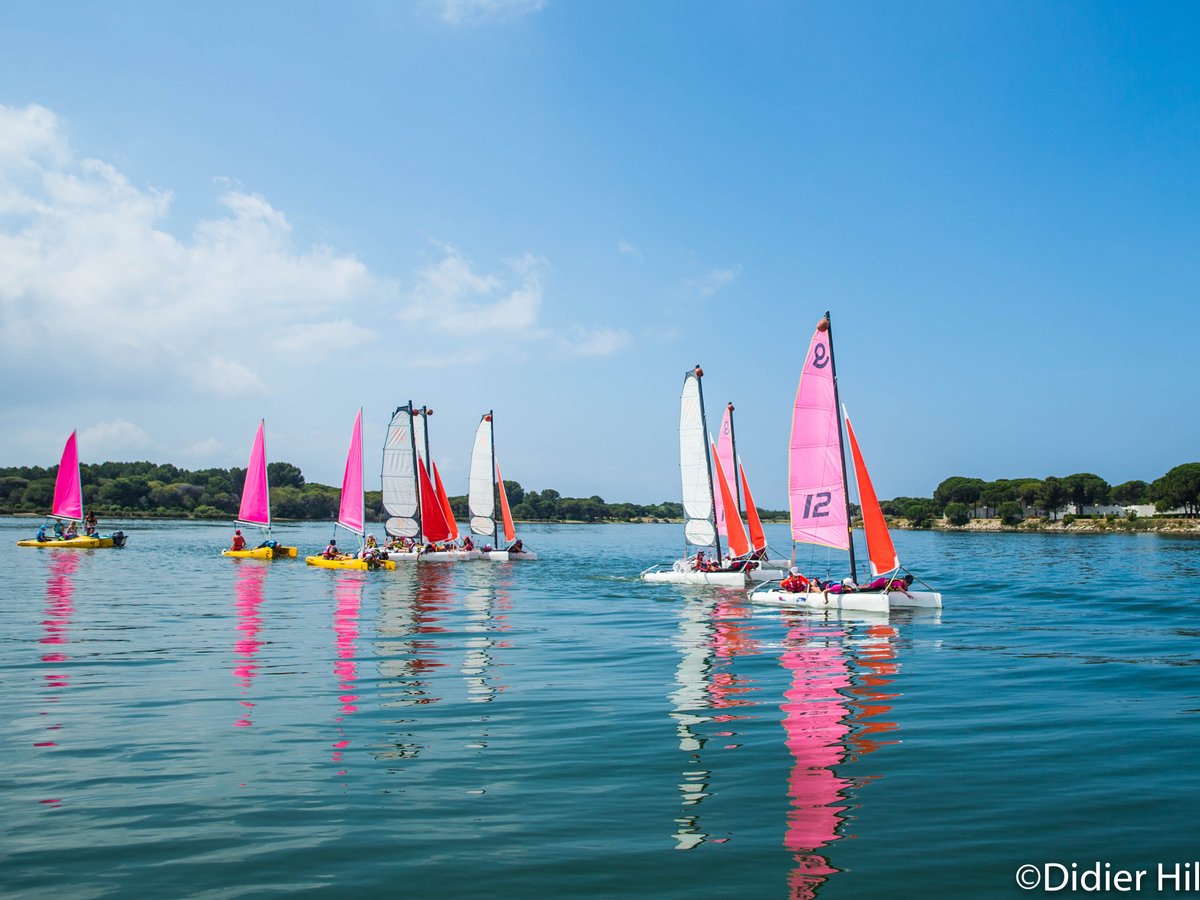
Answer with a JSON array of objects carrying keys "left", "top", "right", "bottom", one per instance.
[
  {"left": 489, "top": 550, "right": 538, "bottom": 561},
  {"left": 640, "top": 565, "right": 748, "bottom": 587},
  {"left": 384, "top": 548, "right": 539, "bottom": 563},
  {"left": 748, "top": 587, "right": 943, "bottom": 613}
]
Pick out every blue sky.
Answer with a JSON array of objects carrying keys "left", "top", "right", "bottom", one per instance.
[{"left": 1, "top": 1, "right": 1198, "bottom": 506}]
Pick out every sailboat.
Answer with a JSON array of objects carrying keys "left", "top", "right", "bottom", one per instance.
[
  {"left": 713, "top": 402, "right": 789, "bottom": 580},
  {"left": 17, "top": 431, "right": 127, "bottom": 549},
  {"left": 381, "top": 403, "right": 469, "bottom": 561},
  {"left": 306, "top": 408, "right": 396, "bottom": 570},
  {"left": 641, "top": 366, "right": 768, "bottom": 586},
  {"left": 468, "top": 411, "right": 537, "bottom": 561},
  {"left": 222, "top": 420, "right": 297, "bottom": 559},
  {"left": 749, "top": 314, "right": 942, "bottom": 612}
]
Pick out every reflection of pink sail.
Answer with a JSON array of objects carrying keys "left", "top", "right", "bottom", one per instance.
[
  {"left": 779, "top": 620, "right": 898, "bottom": 899},
  {"left": 51, "top": 431, "right": 83, "bottom": 522},
  {"left": 338, "top": 409, "right": 365, "bottom": 536},
  {"left": 232, "top": 563, "right": 267, "bottom": 727},
  {"left": 332, "top": 575, "right": 363, "bottom": 766},
  {"left": 238, "top": 421, "right": 271, "bottom": 527},
  {"left": 789, "top": 328, "right": 849, "bottom": 550},
  {"left": 714, "top": 406, "right": 735, "bottom": 536}
]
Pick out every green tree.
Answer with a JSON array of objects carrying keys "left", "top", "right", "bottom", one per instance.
[
  {"left": 21, "top": 479, "right": 55, "bottom": 510},
  {"left": 998, "top": 501, "right": 1023, "bottom": 526},
  {"left": 1149, "top": 463, "right": 1200, "bottom": 516},
  {"left": 1018, "top": 480, "right": 1042, "bottom": 511},
  {"left": 1062, "top": 472, "right": 1111, "bottom": 514},
  {"left": 1036, "top": 476, "right": 1067, "bottom": 521},
  {"left": 943, "top": 502, "right": 970, "bottom": 526},
  {"left": 268, "top": 462, "right": 305, "bottom": 489},
  {"left": 933, "top": 476, "right": 985, "bottom": 514},
  {"left": 1111, "top": 480, "right": 1149, "bottom": 504}
]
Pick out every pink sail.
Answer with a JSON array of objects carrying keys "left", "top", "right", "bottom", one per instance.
[
  {"left": 714, "top": 405, "right": 735, "bottom": 537},
  {"left": 788, "top": 327, "right": 849, "bottom": 550},
  {"left": 238, "top": 420, "right": 271, "bottom": 527},
  {"left": 338, "top": 409, "right": 365, "bottom": 536},
  {"left": 52, "top": 431, "right": 83, "bottom": 522}
]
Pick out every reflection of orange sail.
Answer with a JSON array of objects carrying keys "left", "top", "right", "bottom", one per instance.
[
  {"left": 232, "top": 562, "right": 267, "bottom": 728},
  {"left": 332, "top": 575, "right": 364, "bottom": 768},
  {"left": 779, "top": 618, "right": 898, "bottom": 899}
]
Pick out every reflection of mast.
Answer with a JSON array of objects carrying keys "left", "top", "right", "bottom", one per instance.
[
  {"left": 232, "top": 562, "right": 267, "bottom": 728},
  {"left": 331, "top": 574, "right": 364, "bottom": 770},
  {"left": 461, "top": 566, "right": 513, "bottom": 707},
  {"left": 778, "top": 616, "right": 897, "bottom": 899}
]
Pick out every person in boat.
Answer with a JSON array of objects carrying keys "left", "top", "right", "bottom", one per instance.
[
  {"left": 36, "top": 524, "right": 50, "bottom": 542},
  {"left": 824, "top": 577, "right": 859, "bottom": 594},
  {"left": 230, "top": 529, "right": 247, "bottom": 552},
  {"left": 84, "top": 511, "right": 98, "bottom": 536},
  {"left": 63, "top": 521, "right": 79, "bottom": 539},
  {"left": 462, "top": 536, "right": 474, "bottom": 551},
  {"left": 323, "top": 538, "right": 340, "bottom": 559},
  {"left": 780, "top": 568, "right": 811, "bottom": 593},
  {"left": 509, "top": 539, "right": 524, "bottom": 554},
  {"left": 52, "top": 521, "right": 65, "bottom": 540}
]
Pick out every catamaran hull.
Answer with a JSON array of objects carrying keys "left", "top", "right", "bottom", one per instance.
[
  {"left": 18, "top": 533, "right": 126, "bottom": 549},
  {"left": 223, "top": 545, "right": 298, "bottom": 560},
  {"left": 749, "top": 588, "right": 943, "bottom": 613},
  {"left": 304, "top": 555, "right": 396, "bottom": 571},
  {"left": 641, "top": 569, "right": 748, "bottom": 587}
]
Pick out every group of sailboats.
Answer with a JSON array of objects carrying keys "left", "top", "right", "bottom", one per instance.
[
  {"left": 645, "top": 314, "right": 942, "bottom": 612},
  {"left": 641, "top": 366, "right": 790, "bottom": 586}
]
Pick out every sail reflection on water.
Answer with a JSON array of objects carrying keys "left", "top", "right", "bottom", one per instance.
[
  {"left": 460, "top": 565, "right": 513, "bottom": 707},
  {"left": 779, "top": 614, "right": 898, "bottom": 899},
  {"left": 331, "top": 573, "right": 364, "bottom": 769},
  {"left": 231, "top": 562, "right": 267, "bottom": 728},
  {"left": 669, "top": 591, "right": 761, "bottom": 850}
]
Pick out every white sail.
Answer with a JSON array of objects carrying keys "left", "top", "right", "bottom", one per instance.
[
  {"left": 413, "top": 411, "right": 428, "bottom": 476},
  {"left": 468, "top": 414, "right": 496, "bottom": 536},
  {"left": 382, "top": 405, "right": 420, "bottom": 538},
  {"left": 680, "top": 372, "right": 717, "bottom": 547}
]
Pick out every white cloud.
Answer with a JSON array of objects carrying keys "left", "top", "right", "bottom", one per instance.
[
  {"left": 188, "top": 356, "right": 268, "bottom": 395},
  {"left": 179, "top": 437, "right": 223, "bottom": 458},
  {"left": 687, "top": 265, "right": 742, "bottom": 297},
  {"left": 400, "top": 244, "right": 546, "bottom": 335},
  {"left": 563, "top": 325, "right": 632, "bottom": 357},
  {"left": 80, "top": 419, "right": 151, "bottom": 456},
  {"left": 0, "top": 103, "right": 394, "bottom": 395},
  {"left": 435, "top": 0, "right": 547, "bottom": 25},
  {"left": 617, "top": 238, "right": 640, "bottom": 257}
]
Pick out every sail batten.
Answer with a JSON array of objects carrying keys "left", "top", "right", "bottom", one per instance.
[
  {"left": 51, "top": 431, "right": 83, "bottom": 522},
  {"left": 788, "top": 327, "right": 850, "bottom": 551},
  {"left": 845, "top": 414, "right": 899, "bottom": 576}
]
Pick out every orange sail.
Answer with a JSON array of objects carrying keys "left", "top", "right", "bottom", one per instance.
[
  {"left": 711, "top": 441, "right": 749, "bottom": 557},
  {"left": 739, "top": 461, "right": 767, "bottom": 553},
  {"left": 495, "top": 463, "right": 516, "bottom": 543},
  {"left": 417, "top": 455, "right": 452, "bottom": 542},
  {"left": 844, "top": 416, "right": 899, "bottom": 576},
  {"left": 432, "top": 462, "right": 460, "bottom": 540}
]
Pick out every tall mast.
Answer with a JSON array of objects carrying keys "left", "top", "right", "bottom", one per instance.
[
  {"left": 726, "top": 402, "right": 742, "bottom": 515},
  {"left": 420, "top": 406, "right": 432, "bottom": 476},
  {"left": 694, "top": 365, "right": 723, "bottom": 561},
  {"left": 824, "top": 311, "right": 858, "bottom": 583},
  {"left": 488, "top": 410, "right": 499, "bottom": 548},
  {"left": 407, "top": 401, "right": 423, "bottom": 542}
]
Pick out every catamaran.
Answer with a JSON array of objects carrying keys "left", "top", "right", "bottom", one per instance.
[
  {"left": 17, "top": 431, "right": 127, "bottom": 549},
  {"left": 748, "top": 314, "right": 942, "bottom": 613},
  {"left": 468, "top": 411, "right": 537, "bottom": 561},
  {"left": 641, "top": 367, "right": 778, "bottom": 586},
  {"left": 306, "top": 408, "right": 396, "bottom": 570},
  {"left": 222, "top": 420, "right": 298, "bottom": 559},
  {"left": 381, "top": 403, "right": 472, "bottom": 561}
]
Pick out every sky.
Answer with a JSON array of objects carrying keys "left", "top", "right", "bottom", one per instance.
[{"left": 1, "top": 0, "right": 1198, "bottom": 506}]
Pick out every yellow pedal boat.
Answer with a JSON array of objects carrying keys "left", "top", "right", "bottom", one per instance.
[
  {"left": 305, "top": 554, "right": 396, "bottom": 571},
  {"left": 222, "top": 545, "right": 298, "bottom": 560}
]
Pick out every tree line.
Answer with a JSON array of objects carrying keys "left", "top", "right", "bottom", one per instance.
[
  {"left": 0, "top": 459, "right": 722, "bottom": 523},
  {"left": 882, "top": 464, "right": 1200, "bottom": 527}
]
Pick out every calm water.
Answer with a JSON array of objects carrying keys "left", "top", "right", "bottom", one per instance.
[{"left": 2, "top": 519, "right": 1198, "bottom": 899}]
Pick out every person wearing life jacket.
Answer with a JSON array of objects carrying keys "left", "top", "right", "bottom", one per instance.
[
  {"left": 84, "top": 511, "right": 98, "bottom": 536},
  {"left": 323, "top": 538, "right": 339, "bottom": 559},
  {"left": 780, "top": 567, "right": 810, "bottom": 593},
  {"left": 509, "top": 539, "right": 525, "bottom": 554},
  {"left": 230, "top": 529, "right": 247, "bottom": 552},
  {"left": 825, "top": 577, "right": 858, "bottom": 594}
]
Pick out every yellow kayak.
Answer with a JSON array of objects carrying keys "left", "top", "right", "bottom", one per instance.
[
  {"left": 18, "top": 532, "right": 127, "bottom": 549},
  {"left": 305, "top": 555, "right": 396, "bottom": 571},
  {"left": 222, "top": 545, "right": 298, "bottom": 560}
]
